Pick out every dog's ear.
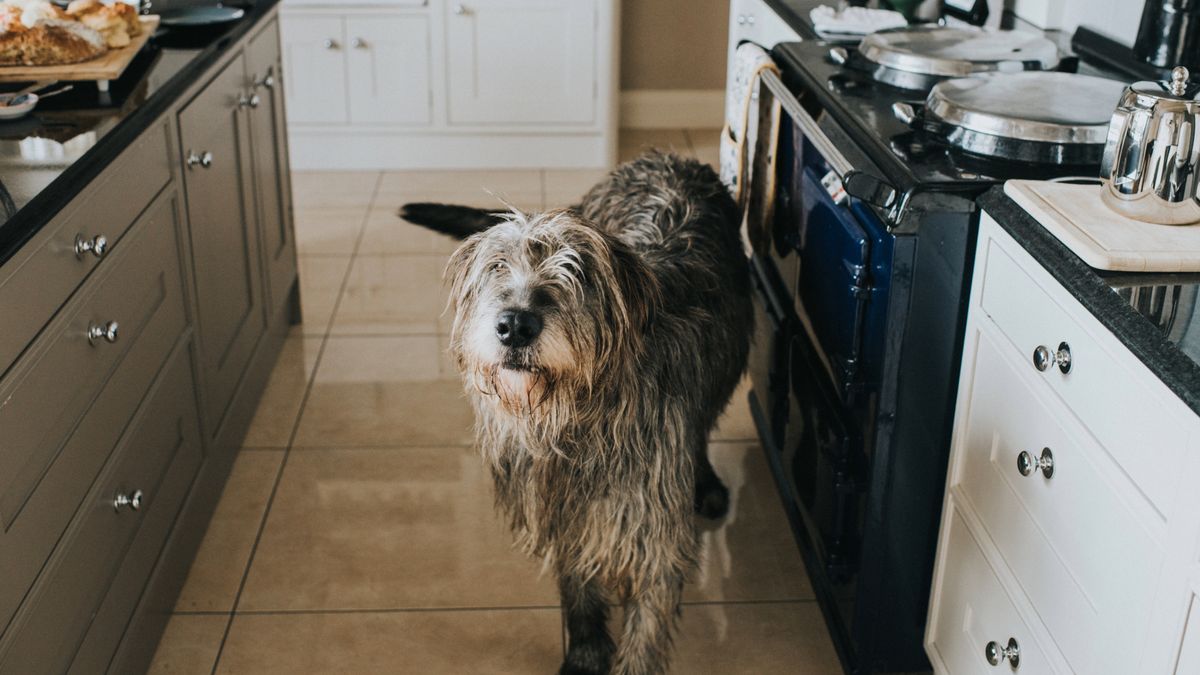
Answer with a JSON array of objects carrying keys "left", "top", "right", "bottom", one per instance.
[
  {"left": 399, "top": 202, "right": 507, "bottom": 240},
  {"left": 603, "top": 241, "right": 661, "bottom": 357}
]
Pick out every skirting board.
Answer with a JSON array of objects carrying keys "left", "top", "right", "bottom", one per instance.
[
  {"left": 620, "top": 89, "right": 725, "bottom": 129},
  {"left": 288, "top": 131, "right": 616, "bottom": 170}
]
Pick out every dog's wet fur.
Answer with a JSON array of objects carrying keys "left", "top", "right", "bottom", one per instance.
[{"left": 400, "top": 151, "right": 752, "bottom": 675}]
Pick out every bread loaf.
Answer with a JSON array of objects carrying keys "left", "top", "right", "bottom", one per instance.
[{"left": 0, "top": 0, "right": 110, "bottom": 65}]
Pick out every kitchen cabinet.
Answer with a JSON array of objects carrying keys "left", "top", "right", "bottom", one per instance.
[
  {"left": 247, "top": 19, "right": 300, "bottom": 315},
  {"left": 445, "top": 0, "right": 595, "bottom": 125},
  {"left": 925, "top": 213, "right": 1200, "bottom": 675},
  {"left": 179, "top": 52, "right": 268, "bottom": 438},
  {"left": 279, "top": 0, "right": 618, "bottom": 169}
]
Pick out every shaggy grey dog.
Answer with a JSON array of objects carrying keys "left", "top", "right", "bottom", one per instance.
[{"left": 400, "top": 151, "right": 752, "bottom": 675}]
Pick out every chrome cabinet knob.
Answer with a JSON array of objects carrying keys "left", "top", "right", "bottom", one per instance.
[
  {"left": 1032, "top": 341, "right": 1072, "bottom": 373},
  {"left": 113, "top": 489, "right": 143, "bottom": 512},
  {"left": 324, "top": 38, "right": 339, "bottom": 49},
  {"left": 186, "top": 150, "right": 213, "bottom": 169},
  {"left": 238, "top": 92, "right": 261, "bottom": 109},
  {"left": 736, "top": 14, "right": 746, "bottom": 24},
  {"left": 1018, "top": 447, "right": 1055, "bottom": 479},
  {"left": 74, "top": 234, "right": 108, "bottom": 259},
  {"left": 453, "top": 4, "right": 468, "bottom": 15},
  {"left": 745, "top": 13, "right": 756, "bottom": 25},
  {"left": 87, "top": 320, "right": 119, "bottom": 345},
  {"left": 985, "top": 637, "right": 1020, "bottom": 667},
  {"left": 255, "top": 67, "right": 276, "bottom": 90},
  {"left": 352, "top": 37, "right": 367, "bottom": 49}
]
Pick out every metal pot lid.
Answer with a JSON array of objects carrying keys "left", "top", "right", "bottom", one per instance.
[
  {"left": 926, "top": 72, "right": 1127, "bottom": 145},
  {"left": 860, "top": 26, "right": 1060, "bottom": 77}
]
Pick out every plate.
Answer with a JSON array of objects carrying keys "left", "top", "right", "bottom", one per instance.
[{"left": 158, "top": 5, "right": 244, "bottom": 27}]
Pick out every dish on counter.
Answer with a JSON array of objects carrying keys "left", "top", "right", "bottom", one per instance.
[
  {"left": 158, "top": 5, "right": 243, "bottom": 28},
  {"left": 0, "top": 0, "right": 143, "bottom": 66},
  {"left": 0, "top": 89, "right": 36, "bottom": 117}
]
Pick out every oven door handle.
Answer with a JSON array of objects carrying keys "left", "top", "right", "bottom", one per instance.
[{"left": 760, "top": 69, "right": 897, "bottom": 210}]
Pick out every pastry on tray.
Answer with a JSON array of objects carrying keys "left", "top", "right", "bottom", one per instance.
[
  {"left": 0, "top": 0, "right": 146, "bottom": 66},
  {"left": 67, "top": 0, "right": 140, "bottom": 48}
]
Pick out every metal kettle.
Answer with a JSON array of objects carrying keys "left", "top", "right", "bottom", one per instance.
[{"left": 1101, "top": 66, "right": 1200, "bottom": 225}]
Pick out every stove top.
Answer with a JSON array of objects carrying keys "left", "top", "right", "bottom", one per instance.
[{"left": 771, "top": 36, "right": 1132, "bottom": 217}]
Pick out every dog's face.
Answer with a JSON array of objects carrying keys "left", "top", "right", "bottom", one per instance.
[{"left": 445, "top": 209, "right": 657, "bottom": 419}]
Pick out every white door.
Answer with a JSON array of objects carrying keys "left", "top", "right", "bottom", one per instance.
[
  {"left": 445, "top": 0, "right": 596, "bottom": 125},
  {"left": 280, "top": 14, "right": 347, "bottom": 124},
  {"left": 346, "top": 15, "right": 432, "bottom": 125}
]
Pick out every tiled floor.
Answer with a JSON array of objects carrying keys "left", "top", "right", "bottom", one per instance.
[{"left": 147, "top": 130, "right": 841, "bottom": 674}]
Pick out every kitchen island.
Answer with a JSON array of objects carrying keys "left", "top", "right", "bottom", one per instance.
[{"left": 0, "top": 2, "right": 298, "bottom": 672}]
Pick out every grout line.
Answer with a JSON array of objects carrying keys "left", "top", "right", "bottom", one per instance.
[
  {"left": 227, "top": 605, "right": 563, "bottom": 616},
  {"left": 682, "top": 128, "right": 699, "bottom": 158},
  {"left": 207, "top": 182, "right": 373, "bottom": 675}
]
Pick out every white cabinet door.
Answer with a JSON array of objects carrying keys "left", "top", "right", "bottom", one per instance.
[
  {"left": 346, "top": 15, "right": 431, "bottom": 125},
  {"left": 281, "top": 14, "right": 347, "bottom": 124},
  {"left": 445, "top": 0, "right": 596, "bottom": 125}
]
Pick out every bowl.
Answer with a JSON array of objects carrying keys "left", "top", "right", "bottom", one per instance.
[{"left": 0, "top": 93, "right": 38, "bottom": 121}]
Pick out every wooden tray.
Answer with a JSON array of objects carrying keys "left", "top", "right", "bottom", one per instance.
[{"left": 0, "top": 15, "right": 160, "bottom": 89}]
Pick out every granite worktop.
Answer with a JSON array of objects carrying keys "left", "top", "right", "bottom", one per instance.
[
  {"left": 979, "top": 187, "right": 1200, "bottom": 416},
  {"left": 0, "top": 0, "right": 280, "bottom": 268}
]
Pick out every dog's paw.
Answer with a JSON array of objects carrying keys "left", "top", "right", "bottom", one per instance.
[{"left": 694, "top": 480, "right": 730, "bottom": 520}]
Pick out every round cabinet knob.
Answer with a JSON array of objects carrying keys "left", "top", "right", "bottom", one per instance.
[
  {"left": 352, "top": 37, "right": 367, "bottom": 49},
  {"left": 736, "top": 14, "right": 746, "bottom": 24},
  {"left": 745, "top": 13, "right": 756, "bottom": 25},
  {"left": 324, "top": 38, "right": 339, "bottom": 49},
  {"left": 1017, "top": 447, "right": 1055, "bottom": 479},
  {"left": 74, "top": 234, "right": 108, "bottom": 259},
  {"left": 257, "top": 73, "right": 276, "bottom": 90},
  {"left": 984, "top": 637, "right": 1020, "bottom": 667},
  {"left": 113, "top": 489, "right": 143, "bottom": 512},
  {"left": 87, "top": 320, "right": 120, "bottom": 345},
  {"left": 1032, "top": 342, "right": 1072, "bottom": 374},
  {"left": 453, "top": 4, "right": 468, "bottom": 15},
  {"left": 239, "top": 92, "right": 261, "bottom": 109},
  {"left": 186, "top": 150, "right": 213, "bottom": 169}
]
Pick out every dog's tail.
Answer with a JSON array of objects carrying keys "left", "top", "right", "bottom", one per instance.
[{"left": 399, "top": 203, "right": 507, "bottom": 240}]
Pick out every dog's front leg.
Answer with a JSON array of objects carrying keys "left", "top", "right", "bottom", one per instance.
[
  {"left": 611, "top": 573, "right": 684, "bottom": 675},
  {"left": 559, "top": 573, "right": 615, "bottom": 675}
]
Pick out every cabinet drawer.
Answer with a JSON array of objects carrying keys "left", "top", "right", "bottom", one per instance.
[
  {"left": 0, "top": 190, "right": 187, "bottom": 635},
  {"left": 0, "top": 122, "right": 171, "bottom": 376},
  {"left": 978, "top": 232, "right": 1185, "bottom": 516},
  {"left": 0, "top": 343, "right": 202, "bottom": 675},
  {"left": 928, "top": 504, "right": 1053, "bottom": 675},
  {"left": 955, "top": 326, "right": 1162, "bottom": 675}
]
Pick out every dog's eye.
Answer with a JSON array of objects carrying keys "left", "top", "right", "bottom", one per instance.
[{"left": 491, "top": 261, "right": 506, "bottom": 273}]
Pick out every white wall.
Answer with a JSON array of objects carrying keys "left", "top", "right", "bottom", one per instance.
[{"left": 1012, "top": 0, "right": 1146, "bottom": 45}]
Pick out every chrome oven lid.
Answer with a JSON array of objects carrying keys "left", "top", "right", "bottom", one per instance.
[
  {"left": 860, "top": 25, "right": 1061, "bottom": 77},
  {"left": 927, "top": 72, "right": 1125, "bottom": 146}
]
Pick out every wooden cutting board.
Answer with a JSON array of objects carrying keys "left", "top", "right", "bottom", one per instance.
[
  {"left": 1004, "top": 179, "right": 1200, "bottom": 273},
  {"left": 0, "top": 15, "right": 160, "bottom": 84}
]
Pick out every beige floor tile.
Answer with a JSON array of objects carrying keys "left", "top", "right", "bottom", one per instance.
[
  {"left": 215, "top": 609, "right": 563, "bottom": 674},
  {"left": 294, "top": 206, "right": 367, "bottom": 256},
  {"left": 619, "top": 129, "right": 694, "bottom": 162},
  {"left": 146, "top": 614, "right": 228, "bottom": 675},
  {"left": 669, "top": 603, "right": 841, "bottom": 674},
  {"left": 331, "top": 255, "right": 452, "bottom": 336},
  {"left": 296, "top": 256, "right": 352, "bottom": 337},
  {"left": 543, "top": 168, "right": 610, "bottom": 197},
  {"left": 291, "top": 171, "right": 379, "bottom": 208},
  {"left": 712, "top": 375, "right": 756, "bottom": 441},
  {"left": 292, "top": 336, "right": 473, "bottom": 447},
  {"left": 377, "top": 169, "right": 542, "bottom": 197},
  {"left": 686, "top": 441, "right": 812, "bottom": 603},
  {"left": 174, "top": 451, "right": 284, "bottom": 612},
  {"left": 687, "top": 128, "right": 723, "bottom": 169},
  {"left": 238, "top": 446, "right": 558, "bottom": 611},
  {"left": 359, "top": 207, "right": 462, "bottom": 255},
  {"left": 243, "top": 338, "right": 324, "bottom": 447}
]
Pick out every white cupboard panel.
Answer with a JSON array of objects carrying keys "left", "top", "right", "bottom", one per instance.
[
  {"left": 346, "top": 15, "right": 431, "bottom": 125},
  {"left": 280, "top": 15, "right": 347, "bottom": 124},
  {"left": 445, "top": 0, "right": 596, "bottom": 125},
  {"left": 928, "top": 505, "right": 1054, "bottom": 675}
]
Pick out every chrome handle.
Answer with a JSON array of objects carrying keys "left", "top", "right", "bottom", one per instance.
[
  {"left": 828, "top": 46, "right": 849, "bottom": 66},
  {"left": 760, "top": 70, "right": 853, "bottom": 178},
  {"left": 324, "top": 38, "right": 339, "bottom": 49},
  {"left": 453, "top": 4, "right": 468, "bottom": 15},
  {"left": 985, "top": 637, "right": 1020, "bottom": 667},
  {"left": 186, "top": 150, "right": 213, "bottom": 169},
  {"left": 113, "top": 489, "right": 143, "bottom": 512},
  {"left": 1032, "top": 342, "right": 1072, "bottom": 374},
  {"left": 255, "top": 67, "right": 276, "bottom": 90},
  {"left": 238, "top": 92, "right": 261, "bottom": 109},
  {"left": 1017, "top": 447, "right": 1055, "bottom": 479},
  {"left": 352, "top": 37, "right": 366, "bottom": 49},
  {"left": 74, "top": 234, "right": 108, "bottom": 259},
  {"left": 87, "top": 320, "right": 119, "bottom": 345}
]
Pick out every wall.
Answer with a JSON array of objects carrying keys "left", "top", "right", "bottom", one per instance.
[
  {"left": 1012, "top": 0, "right": 1146, "bottom": 45},
  {"left": 620, "top": 0, "right": 729, "bottom": 90}
]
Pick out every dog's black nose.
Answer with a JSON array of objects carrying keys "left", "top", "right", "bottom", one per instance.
[{"left": 496, "top": 309, "right": 543, "bottom": 348}]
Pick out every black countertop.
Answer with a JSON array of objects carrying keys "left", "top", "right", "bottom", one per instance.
[
  {"left": 979, "top": 187, "right": 1200, "bottom": 417},
  {"left": 0, "top": 0, "right": 279, "bottom": 268}
]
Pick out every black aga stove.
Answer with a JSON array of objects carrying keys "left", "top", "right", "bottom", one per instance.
[{"left": 746, "top": 26, "right": 1131, "bottom": 675}]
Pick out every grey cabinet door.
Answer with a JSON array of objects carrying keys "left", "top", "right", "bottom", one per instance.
[
  {"left": 179, "top": 53, "right": 267, "bottom": 438},
  {"left": 246, "top": 18, "right": 298, "bottom": 316}
]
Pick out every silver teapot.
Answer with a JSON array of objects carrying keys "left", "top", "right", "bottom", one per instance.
[{"left": 1102, "top": 66, "right": 1200, "bottom": 225}]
